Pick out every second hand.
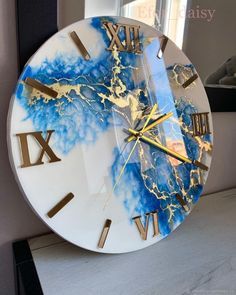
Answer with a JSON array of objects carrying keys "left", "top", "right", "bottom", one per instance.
[
  {"left": 103, "top": 104, "right": 158, "bottom": 209},
  {"left": 112, "top": 104, "right": 158, "bottom": 192}
]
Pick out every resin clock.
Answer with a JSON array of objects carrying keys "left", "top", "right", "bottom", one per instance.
[{"left": 8, "top": 16, "right": 213, "bottom": 253}]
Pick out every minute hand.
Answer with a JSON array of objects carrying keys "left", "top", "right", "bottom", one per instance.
[
  {"left": 128, "top": 129, "right": 208, "bottom": 171},
  {"left": 127, "top": 112, "right": 173, "bottom": 143}
]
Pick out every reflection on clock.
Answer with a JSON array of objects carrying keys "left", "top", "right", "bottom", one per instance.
[{"left": 8, "top": 16, "right": 213, "bottom": 253}]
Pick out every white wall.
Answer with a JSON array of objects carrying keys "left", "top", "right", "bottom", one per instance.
[
  {"left": 204, "top": 113, "right": 236, "bottom": 194},
  {"left": 85, "top": 0, "right": 120, "bottom": 18},
  {"left": 58, "top": 0, "right": 85, "bottom": 30},
  {"left": 0, "top": 0, "right": 235, "bottom": 294},
  {"left": 183, "top": 0, "right": 236, "bottom": 81},
  {"left": 183, "top": 0, "right": 236, "bottom": 194}
]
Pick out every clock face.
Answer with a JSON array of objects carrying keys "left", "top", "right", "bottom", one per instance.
[{"left": 8, "top": 16, "right": 213, "bottom": 253}]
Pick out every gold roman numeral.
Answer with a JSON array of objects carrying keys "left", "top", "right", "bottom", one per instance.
[
  {"left": 103, "top": 22, "right": 142, "bottom": 53},
  {"left": 191, "top": 112, "right": 211, "bottom": 136},
  {"left": 133, "top": 211, "right": 159, "bottom": 240},
  {"left": 16, "top": 130, "right": 61, "bottom": 168}
]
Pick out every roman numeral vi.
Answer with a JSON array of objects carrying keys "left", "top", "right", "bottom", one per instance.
[
  {"left": 16, "top": 130, "right": 61, "bottom": 168},
  {"left": 133, "top": 211, "right": 159, "bottom": 240}
]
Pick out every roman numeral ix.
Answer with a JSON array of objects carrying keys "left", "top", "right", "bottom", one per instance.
[
  {"left": 103, "top": 22, "right": 142, "bottom": 53},
  {"left": 16, "top": 130, "right": 61, "bottom": 168}
]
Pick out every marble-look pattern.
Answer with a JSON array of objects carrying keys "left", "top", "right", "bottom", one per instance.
[{"left": 14, "top": 17, "right": 212, "bottom": 239}]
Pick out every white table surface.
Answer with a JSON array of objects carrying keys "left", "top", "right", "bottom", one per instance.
[{"left": 29, "top": 188, "right": 236, "bottom": 295}]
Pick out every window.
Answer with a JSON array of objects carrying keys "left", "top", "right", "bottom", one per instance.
[
  {"left": 121, "top": 0, "right": 188, "bottom": 49},
  {"left": 121, "top": 0, "right": 157, "bottom": 27},
  {"left": 85, "top": 0, "right": 120, "bottom": 18}
]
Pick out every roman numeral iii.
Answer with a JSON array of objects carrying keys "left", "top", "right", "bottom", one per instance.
[
  {"left": 16, "top": 130, "right": 61, "bottom": 168},
  {"left": 133, "top": 211, "right": 159, "bottom": 240},
  {"left": 191, "top": 112, "right": 211, "bottom": 136},
  {"left": 103, "top": 22, "right": 142, "bottom": 53}
]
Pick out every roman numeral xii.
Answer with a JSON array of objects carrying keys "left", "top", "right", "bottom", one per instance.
[{"left": 104, "top": 22, "right": 142, "bottom": 53}]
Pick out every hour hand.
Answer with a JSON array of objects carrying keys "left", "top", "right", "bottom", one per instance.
[
  {"left": 128, "top": 128, "right": 209, "bottom": 171},
  {"left": 127, "top": 112, "right": 173, "bottom": 143},
  {"left": 112, "top": 104, "right": 158, "bottom": 192}
]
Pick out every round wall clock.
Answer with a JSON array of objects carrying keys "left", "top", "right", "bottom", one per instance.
[{"left": 8, "top": 16, "right": 213, "bottom": 253}]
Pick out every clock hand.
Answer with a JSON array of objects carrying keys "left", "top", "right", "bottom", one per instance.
[
  {"left": 128, "top": 128, "right": 209, "bottom": 171},
  {"left": 112, "top": 104, "right": 158, "bottom": 192},
  {"left": 142, "top": 104, "right": 158, "bottom": 131},
  {"left": 127, "top": 112, "right": 173, "bottom": 143}
]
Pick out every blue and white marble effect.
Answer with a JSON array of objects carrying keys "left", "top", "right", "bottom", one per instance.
[{"left": 15, "top": 17, "right": 212, "bottom": 237}]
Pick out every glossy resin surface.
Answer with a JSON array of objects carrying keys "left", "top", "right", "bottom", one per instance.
[{"left": 8, "top": 17, "right": 213, "bottom": 253}]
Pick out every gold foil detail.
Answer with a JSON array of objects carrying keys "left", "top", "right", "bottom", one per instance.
[
  {"left": 22, "top": 46, "right": 144, "bottom": 124},
  {"left": 128, "top": 128, "right": 193, "bottom": 164},
  {"left": 168, "top": 64, "right": 196, "bottom": 88},
  {"left": 128, "top": 128, "right": 209, "bottom": 172},
  {"left": 20, "top": 35, "right": 212, "bottom": 227},
  {"left": 25, "top": 77, "right": 58, "bottom": 98},
  {"left": 47, "top": 193, "right": 74, "bottom": 218}
]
